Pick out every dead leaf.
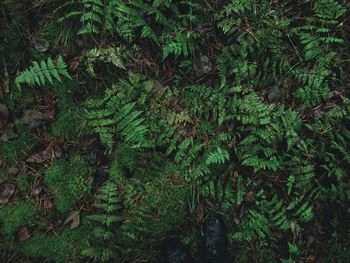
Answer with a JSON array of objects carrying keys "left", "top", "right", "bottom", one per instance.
[
  {"left": 307, "top": 235, "right": 315, "bottom": 246},
  {"left": 0, "top": 103, "right": 9, "bottom": 130},
  {"left": 26, "top": 143, "right": 62, "bottom": 163},
  {"left": 64, "top": 211, "right": 80, "bottom": 229},
  {"left": 17, "top": 227, "right": 31, "bottom": 241},
  {"left": 153, "top": 80, "right": 165, "bottom": 98},
  {"left": 0, "top": 123, "right": 18, "bottom": 142},
  {"left": 306, "top": 255, "right": 317, "bottom": 263},
  {"left": 8, "top": 166, "right": 19, "bottom": 176},
  {"left": 43, "top": 199, "right": 53, "bottom": 209},
  {"left": 50, "top": 144, "right": 62, "bottom": 158},
  {"left": 26, "top": 148, "right": 52, "bottom": 163},
  {"left": 81, "top": 135, "right": 97, "bottom": 150},
  {"left": 32, "top": 185, "right": 43, "bottom": 196},
  {"left": 34, "top": 38, "right": 49, "bottom": 53},
  {"left": 244, "top": 191, "right": 256, "bottom": 204},
  {"left": 178, "top": 123, "right": 196, "bottom": 137},
  {"left": 22, "top": 110, "right": 45, "bottom": 128},
  {"left": 42, "top": 110, "right": 55, "bottom": 121},
  {"left": 329, "top": 90, "right": 342, "bottom": 98},
  {"left": 0, "top": 183, "right": 15, "bottom": 205}
]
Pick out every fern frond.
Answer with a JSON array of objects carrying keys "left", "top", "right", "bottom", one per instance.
[
  {"left": 78, "top": 0, "right": 104, "bottom": 35},
  {"left": 15, "top": 56, "right": 71, "bottom": 87},
  {"left": 206, "top": 146, "right": 230, "bottom": 165}
]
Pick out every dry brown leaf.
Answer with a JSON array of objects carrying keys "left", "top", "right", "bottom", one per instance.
[
  {"left": 22, "top": 110, "right": 45, "bottom": 128},
  {"left": 81, "top": 135, "right": 97, "bottom": 150},
  {"left": 32, "top": 185, "right": 43, "bottom": 196},
  {"left": 178, "top": 122, "right": 196, "bottom": 137},
  {"left": 8, "top": 166, "right": 19, "bottom": 176},
  {"left": 17, "top": 227, "right": 31, "bottom": 241},
  {"left": 306, "top": 255, "right": 317, "bottom": 263},
  {"left": 42, "top": 110, "right": 55, "bottom": 121},
  {"left": 50, "top": 144, "right": 62, "bottom": 158},
  {"left": 64, "top": 211, "right": 80, "bottom": 229},
  {"left": 0, "top": 103, "right": 9, "bottom": 130},
  {"left": 33, "top": 38, "right": 49, "bottom": 53},
  {"left": 244, "top": 191, "right": 256, "bottom": 204},
  {"left": 26, "top": 149, "right": 52, "bottom": 163},
  {"left": 0, "top": 183, "right": 15, "bottom": 205},
  {"left": 43, "top": 199, "right": 53, "bottom": 209}
]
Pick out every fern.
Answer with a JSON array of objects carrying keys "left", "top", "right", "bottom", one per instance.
[
  {"left": 78, "top": 0, "right": 104, "bottom": 35},
  {"left": 293, "top": 67, "right": 330, "bottom": 106},
  {"left": 15, "top": 56, "right": 71, "bottom": 87},
  {"left": 163, "top": 31, "right": 197, "bottom": 59},
  {"left": 216, "top": 0, "right": 252, "bottom": 35},
  {"left": 263, "top": 195, "right": 290, "bottom": 230},
  {"left": 82, "top": 180, "right": 123, "bottom": 262},
  {"left": 87, "top": 180, "right": 123, "bottom": 226},
  {"left": 87, "top": 100, "right": 148, "bottom": 149},
  {"left": 206, "top": 146, "right": 230, "bottom": 165},
  {"left": 292, "top": 0, "right": 345, "bottom": 64},
  {"left": 83, "top": 46, "right": 126, "bottom": 77}
]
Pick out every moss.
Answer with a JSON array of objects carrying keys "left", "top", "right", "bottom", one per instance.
[
  {"left": 121, "top": 170, "right": 188, "bottom": 242},
  {"left": 114, "top": 143, "right": 138, "bottom": 170},
  {"left": 2, "top": 88, "right": 37, "bottom": 113},
  {"left": 43, "top": 156, "right": 93, "bottom": 214},
  {"left": 0, "top": 201, "right": 35, "bottom": 239},
  {"left": 16, "top": 172, "right": 31, "bottom": 194},
  {"left": 50, "top": 80, "right": 88, "bottom": 140},
  {"left": 19, "top": 221, "right": 93, "bottom": 263},
  {"left": 0, "top": 132, "right": 35, "bottom": 165},
  {"left": 53, "top": 80, "right": 80, "bottom": 111}
]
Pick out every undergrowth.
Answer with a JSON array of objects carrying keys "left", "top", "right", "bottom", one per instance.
[{"left": 0, "top": 0, "right": 349, "bottom": 262}]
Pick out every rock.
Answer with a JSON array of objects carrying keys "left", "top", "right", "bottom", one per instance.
[{"left": 193, "top": 55, "right": 212, "bottom": 77}]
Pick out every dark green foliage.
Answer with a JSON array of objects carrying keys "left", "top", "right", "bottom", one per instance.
[{"left": 1, "top": 0, "right": 350, "bottom": 262}]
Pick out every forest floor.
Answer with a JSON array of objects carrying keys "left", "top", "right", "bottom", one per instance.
[{"left": 1, "top": 1, "right": 350, "bottom": 262}]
